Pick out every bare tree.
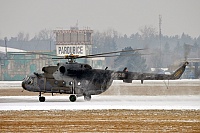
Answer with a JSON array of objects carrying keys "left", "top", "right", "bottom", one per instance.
[
  {"left": 139, "top": 25, "right": 157, "bottom": 40},
  {"left": 35, "top": 29, "right": 54, "bottom": 40},
  {"left": 17, "top": 32, "right": 29, "bottom": 41}
]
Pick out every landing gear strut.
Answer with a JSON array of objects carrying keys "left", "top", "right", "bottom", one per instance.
[
  {"left": 69, "top": 80, "right": 77, "bottom": 102},
  {"left": 39, "top": 92, "right": 45, "bottom": 102}
]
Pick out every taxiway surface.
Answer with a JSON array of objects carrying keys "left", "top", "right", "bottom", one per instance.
[
  {"left": 0, "top": 95, "right": 199, "bottom": 110},
  {"left": 0, "top": 80, "right": 200, "bottom": 110}
]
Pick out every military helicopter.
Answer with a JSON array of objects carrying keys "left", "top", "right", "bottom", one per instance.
[{"left": 22, "top": 49, "right": 189, "bottom": 102}]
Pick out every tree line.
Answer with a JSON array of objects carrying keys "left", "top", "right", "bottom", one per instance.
[
  {"left": 92, "top": 27, "right": 200, "bottom": 70},
  {"left": 0, "top": 27, "right": 200, "bottom": 71}
]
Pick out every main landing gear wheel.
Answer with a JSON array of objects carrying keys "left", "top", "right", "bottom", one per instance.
[
  {"left": 84, "top": 95, "right": 91, "bottom": 101},
  {"left": 69, "top": 95, "right": 77, "bottom": 102},
  {"left": 39, "top": 96, "right": 45, "bottom": 102}
]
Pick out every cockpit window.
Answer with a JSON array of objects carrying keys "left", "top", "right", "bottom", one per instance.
[
  {"left": 23, "top": 76, "right": 33, "bottom": 85},
  {"left": 23, "top": 76, "right": 28, "bottom": 82},
  {"left": 28, "top": 78, "right": 33, "bottom": 85}
]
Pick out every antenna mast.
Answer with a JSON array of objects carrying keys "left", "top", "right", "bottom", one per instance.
[
  {"left": 4, "top": 37, "right": 8, "bottom": 58},
  {"left": 159, "top": 15, "right": 162, "bottom": 51},
  {"left": 159, "top": 15, "right": 162, "bottom": 66}
]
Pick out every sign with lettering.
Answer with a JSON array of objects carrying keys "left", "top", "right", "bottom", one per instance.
[{"left": 56, "top": 45, "right": 86, "bottom": 56}]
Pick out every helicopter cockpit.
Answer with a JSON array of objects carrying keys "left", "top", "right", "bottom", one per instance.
[
  {"left": 22, "top": 75, "right": 36, "bottom": 91},
  {"left": 23, "top": 76, "right": 34, "bottom": 84}
]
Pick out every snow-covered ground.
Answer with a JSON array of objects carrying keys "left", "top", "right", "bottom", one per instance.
[
  {"left": 0, "top": 46, "right": 26, "bottom": 54},
  {"left": 0, "top": 95, "right": 199, "bottom": 110},
  {"left": 0, "top": 80, "right": 199, "bottom": 111}
]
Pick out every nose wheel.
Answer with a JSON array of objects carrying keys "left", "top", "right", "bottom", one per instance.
[
  {"left": 39, "top": 92, "right": 45, "bottom": 102},
  {"left": 39, "top": 96, "right": 45, "bottom": 102}
]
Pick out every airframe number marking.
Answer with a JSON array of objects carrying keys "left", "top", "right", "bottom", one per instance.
[{"left": 115, "top": 73, "right": 125, "bottom": 78}]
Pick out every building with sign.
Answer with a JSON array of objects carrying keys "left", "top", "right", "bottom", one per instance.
[
  {"left": 54, "top": 27, "right": 106, "bottom": 69},
  {"left": 54, "top": 27, "right": 93, "bottom": 57}
]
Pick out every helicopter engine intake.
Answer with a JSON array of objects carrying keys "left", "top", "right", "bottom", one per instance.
[{"left": 59, "top": 66, "right": 66, "bottom": 74}]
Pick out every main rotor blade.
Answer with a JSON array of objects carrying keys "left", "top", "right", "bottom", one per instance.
[
  {"left": 79, "top": 53, "right": 151, "bottom": 58},
  {"left": 1, "top": 58, "right": 50, "bottom": 60},
  {"left": 80, "top": 48, "right": 146, "bottom": 58},
  {"left": 52, "top": 53, "right": 151, "bottom": 60},
  {"left": 9, "top": 52, "right": 57, "bottom": 57},
  {"left": 52, "top": 48, "right": 146, "bottom": 60}
]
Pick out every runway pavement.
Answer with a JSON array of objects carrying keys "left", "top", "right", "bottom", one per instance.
[
  {"left": 0, "top": 95, "right": 199, "bottom": 110},
  {"left": 0, "top": 80, "right": 199, "bottom": 111}
]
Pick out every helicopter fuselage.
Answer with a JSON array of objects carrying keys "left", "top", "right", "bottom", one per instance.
[
  {"left": 22, "top": 61, "right": 189, "bottom": 102},
  {"left": 22, "top": 62, "right": 115, "bottom": 102}
]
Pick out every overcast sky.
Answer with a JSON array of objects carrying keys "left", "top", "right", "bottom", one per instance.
[{"left": 0, "top": 0, "right": 200, "bottom": 39}]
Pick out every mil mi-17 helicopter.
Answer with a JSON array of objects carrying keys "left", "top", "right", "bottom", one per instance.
[{"left": 22, "top": 48, "right": 189, "bottom": 102}]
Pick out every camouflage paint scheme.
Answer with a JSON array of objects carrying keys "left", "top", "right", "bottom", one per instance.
[{"left": 22, "top": 62, "right": 189, "bottom": 102}]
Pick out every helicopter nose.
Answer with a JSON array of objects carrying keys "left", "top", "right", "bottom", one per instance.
[{"left": 22, "top": 81, "right": 26, "bottom": 90}]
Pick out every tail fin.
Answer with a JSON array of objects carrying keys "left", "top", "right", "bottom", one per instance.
[{"left": 171, "top": 62, "right": 189, "bottom": 79}]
